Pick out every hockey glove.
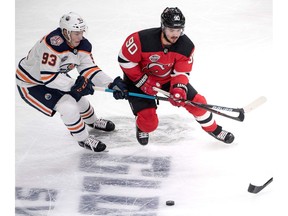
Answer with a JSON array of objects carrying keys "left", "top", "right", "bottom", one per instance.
[
  {"left": 108, "top": 76, "right": 129, "bottom": 100},
  {"left": 169, "top": 84, "right": 188, "bottom": 107},
  {"left": 135, "top": 74, "right": 160, "bottom": 95},
  {"left": 70, "top": 76, "right": 94, "bottom": 101}
]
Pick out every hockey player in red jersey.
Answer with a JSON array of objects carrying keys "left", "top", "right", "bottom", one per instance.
[
  {"left": 118, "top": 7, "right": 234, "bottom": 145},
  {"left": 16, "top": 12, "right": 128, "bottom": 152}
]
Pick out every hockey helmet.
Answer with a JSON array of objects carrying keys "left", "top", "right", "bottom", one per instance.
[
  {"left": 161, "top": 7, "right": 185, "bottom": 29},
  {"left": 59, "top": 12, "right": 87, "bottom": 35}
]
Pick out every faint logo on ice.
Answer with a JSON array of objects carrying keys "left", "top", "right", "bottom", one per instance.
[
  {"left": 15, "top": 187, "right": 58, "bottom": 215},
  {"left": 14, "top": 115, "right": 191, "bottom": 215},
  {"left": 79, "top": 153, "right": 171, "bottom": 215}
]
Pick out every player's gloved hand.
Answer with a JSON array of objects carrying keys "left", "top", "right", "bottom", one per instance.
[
  {"left": 108, "top": 76, "right": 129, "bottom": 100},
  {"left": 135, "top": 74, "right": 160, "bottom": 95},
  {"left": 169, "top": 84, "right": 187, "bottom": 107},
  {"left": 70, "top": 76, "right": 94, "bottom": 101}
]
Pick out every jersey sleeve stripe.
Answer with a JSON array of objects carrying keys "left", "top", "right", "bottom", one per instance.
[
  {"left": 118, "top": 51, "right": 130, "bottom": 63},
  {"left": 16, "top": 69, "right": 40, "bottom": 84},
  {"left": 118, "top": 50, "right": 138, "bottom": 69},
  {"left": 80, "top": 66, "right": 101, "bottom": 79},
  {"left": 170, "top": 70, "right": 190, "bottom": 78},
  {"left": 119, "top": 61, "right": 138, "bottom": 69},
  {"left": 40, "top": 71, "right": 58, "bottom": 84},
  {"left": 17, "top": 61, "right": 43, "bottom": 84},
  {"left": 41, "top": 73, "right": 56, "bottom": 81}
]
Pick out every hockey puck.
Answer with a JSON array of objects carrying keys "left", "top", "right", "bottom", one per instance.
[{"left": 166, "top": 200, "right": 175, "bottom": 206}]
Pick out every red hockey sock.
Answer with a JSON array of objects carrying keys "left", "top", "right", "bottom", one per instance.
[
  {"left": 184, "top": 94, "right": 218, "bottom": 132},
  {"left": 136, "top": 108, "right": 158, "bottom": 133}
]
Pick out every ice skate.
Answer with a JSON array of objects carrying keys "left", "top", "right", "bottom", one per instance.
[
  {"left": 136, "top": 126, "right": 149, "bottom": 145},
  {"left": 78, "top": 135, "right": 106, "bottom": 152},
  {"left": 208, "top": 126, "right": 234, "bottom": 144},
  {"left": 88, "top": 119, "right": 115, "bottom": 131}
]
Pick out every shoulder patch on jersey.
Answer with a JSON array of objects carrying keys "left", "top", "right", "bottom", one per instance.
[
  {"left": 45, "top": 28, "right": 69, "bottom": 53},
  {"left": 50, "top": 35, "right": 64, "bottom": 46}
]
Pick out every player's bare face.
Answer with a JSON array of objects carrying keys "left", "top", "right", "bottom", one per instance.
[
  {"left": 69, "top": 31, "right": 84, "bottom": 47},
  {"left": 162, "top": 27, "right": 183, "bottom": 44}
]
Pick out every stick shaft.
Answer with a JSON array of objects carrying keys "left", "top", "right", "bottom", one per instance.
[
  {"left": 94, "top": 86, "right": 159, "bottom": 100},
  {"left": 94, "top": 87, "right": 244, "bottom": 121}
]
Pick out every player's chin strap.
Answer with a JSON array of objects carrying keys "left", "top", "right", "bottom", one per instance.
[{"left": 94, "top": 86, "right": 267, "bottom": 122}]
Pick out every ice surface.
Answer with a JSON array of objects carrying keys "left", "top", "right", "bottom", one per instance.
[{"left": 13, "top": 0, "right": 288, "bottom": 215}]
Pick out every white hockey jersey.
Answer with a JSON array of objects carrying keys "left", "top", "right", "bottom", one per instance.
[{"left": 16, "top": 28, "right": 112, "bottom": 91}]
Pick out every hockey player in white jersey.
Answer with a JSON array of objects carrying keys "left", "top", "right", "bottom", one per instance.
[{"left": 16, "top": 12, "right": 128, "bottom": 152}]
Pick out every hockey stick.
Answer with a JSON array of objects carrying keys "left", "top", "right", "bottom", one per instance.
[
  {"left": 93, "top": 86, "right": 170, "bottom": 101},
  {"left": 248, "top": 177, "right": 273, "bottom": 194},
  {"left": 153, "top": 87, "right": 267, "bottom": 122},
  {"left": 154, "top": 87, "right": 247, "bottom": 121},
  {"left": 94, "top": 87, "right": 266, "bottom": 122},
  {"left": 152, "top": 87, "right": 267, "bottom": 114}
]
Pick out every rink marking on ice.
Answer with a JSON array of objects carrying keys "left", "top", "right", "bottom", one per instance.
[
  {"left": 78, "top": 153, "right": 171, "bottom": 215},
  {"left": 15, "top": 187, "right": 58, "bottom": 215}
]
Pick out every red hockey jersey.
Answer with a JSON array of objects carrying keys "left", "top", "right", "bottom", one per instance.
[{"left": 118, "top": 27, "right": 195, "bottom": 86}]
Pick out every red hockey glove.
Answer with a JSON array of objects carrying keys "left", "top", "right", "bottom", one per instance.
[
  {"left": 135, "top": 74, "right": 160, "bottom": 95},
  {"left": 169, "top": 84, "right": 188, "bottom": 107}
]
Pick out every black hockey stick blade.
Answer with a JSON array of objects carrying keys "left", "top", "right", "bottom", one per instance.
[
  {"left": 248, "top": 177, "right": 273, "bottom": 194},
  {"left": 188, "top": 101, "right": 245, "bottom": 122}
]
